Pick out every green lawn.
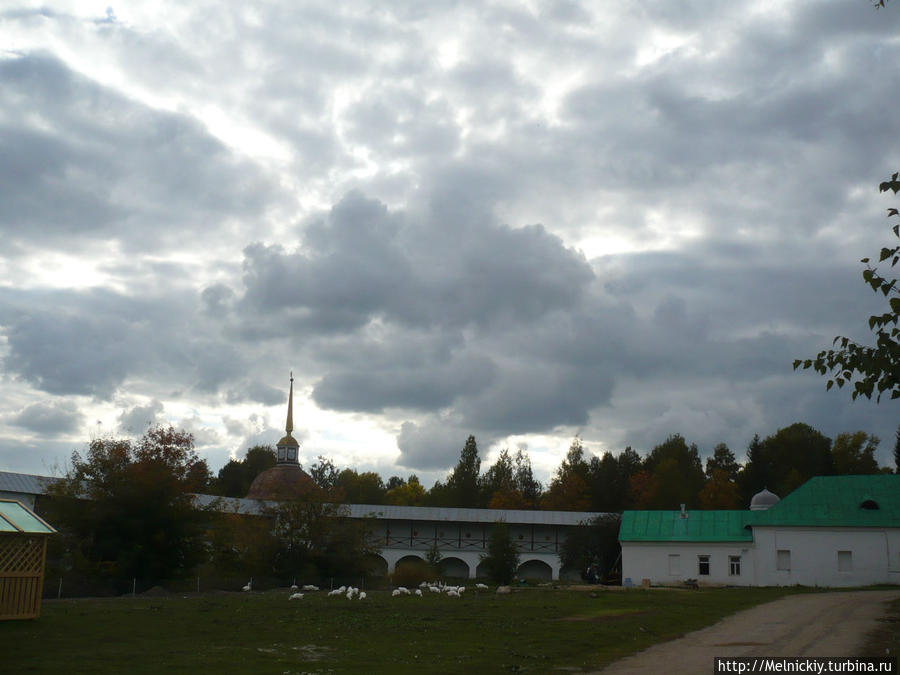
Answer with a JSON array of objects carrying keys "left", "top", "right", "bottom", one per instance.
[{"left": 2, "top": 586, "right": 801, "bottom": 673}]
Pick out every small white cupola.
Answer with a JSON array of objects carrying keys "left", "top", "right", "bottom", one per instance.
[{"left": 749, "top": 487, "right": 780, "bottom": 511}]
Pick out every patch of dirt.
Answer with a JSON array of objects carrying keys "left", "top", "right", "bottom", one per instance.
[
  {"left": 559, "top": 610, "right": 648, "bottom": 622},
  {"left": 291, "top": 644, "right": 333, "bottom": 661},
  {"left": 253, "top": 643, "right": 333, "bottom": 662}
]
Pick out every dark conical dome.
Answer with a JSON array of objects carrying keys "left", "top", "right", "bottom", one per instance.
[
  {"left": 245, "top": 372, "right": 321, "bottom": 501},
  {"left": 246, "top": 464, "right": 318, "bottom": 500}
]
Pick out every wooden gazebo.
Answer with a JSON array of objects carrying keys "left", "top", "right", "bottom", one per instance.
[{"left": 0, "top": 499, "right": 56, "bottom": 620}]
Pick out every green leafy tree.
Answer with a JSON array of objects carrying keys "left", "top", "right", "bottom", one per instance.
[
  {"left": 513, "top": 447, "right": 543, "bottom": 507},
  {"left": 587, "top": 452, "right": 620, "bottom": 512},
  {"left": 705, "top": 443, "right": 741, "bottom": 481},
  {"left": 335, "top": 469, "right": 386, "bottom": 504},
  {"left": 795, "top": 174, "right": 900, "bottom": 401},
  {"left": 207, "top": 506, "right": 278, "bottom": 579},
  {"left": 266, "top": 496, "right": 379, "bottom": 580},
  {"left": 558, "top": 514, "right": 621, "bottom": 582},
  {"left": 638, "top": 435, "right": 706, "bottom": 509},
  {"left": 309, "top": 455, "right": 341, "bottom": 495},
  {"left": 46, "top": 425, "right": 211, "bottom": 587},
  {"left": 385, "top": 475, "right": 405, "bottom": 491},
  {"left": 831, "top": 431, "right": 881, "bottom": 474},
  {"left": 617, "top": 446, "right": 643, "bottom": 509},
  {"left": 385, "top": 474, "right": 426, "bottom": 505},
  {"left": 425, "top": 541, "right": 442, "bottom": 570},
  {"left": 736, "top": 434, "right": 765, "bottom": 506},
  {"left": 894, "top": 423, "right": 900, "bottom": 473},
  {"left": 588, "top": 447, "right": 642, "bottom": 512},
  {"left": 541, "top": 438, "right": 592, "bottom": 511},
  {"left": 737, "top": 423, "right": 832, "bottom": 500},
  {"left": 445, "top": 435, "right": 482, "bottom": 508},
  {"left": 479, "top": 521, "right": 519, "bottom": 584},
  {"left": 699, "top": 469, "right": 742, "bottom": 509},
  {"left": 215, "top": 445, "right": 276, "bottom": 497},
  {"left": 482, "top": 448, "right": 533, "bottom": 509}
]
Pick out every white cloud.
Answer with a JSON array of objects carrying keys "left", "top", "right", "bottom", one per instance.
[{"left": 2, "top": 0, "right": 900, "bottom": 483}]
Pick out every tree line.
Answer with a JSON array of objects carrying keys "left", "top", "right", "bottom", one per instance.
[
  {"left": 42, "top": 426, "right": 377, "bottom": 595},
  {"left": 38, "top": 420, "right": 896, "bottom": 593},
  {"left": 214, "top": 423, "right": 898, "bottom": 513}
]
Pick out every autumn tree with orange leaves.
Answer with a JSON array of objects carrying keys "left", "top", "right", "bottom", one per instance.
[{"left": 47, "top": 425, "right": 212, "bottom": 588}]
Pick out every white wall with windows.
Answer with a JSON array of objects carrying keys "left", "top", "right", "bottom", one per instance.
[
  {"left": 621, "top": 527, "right": 900, "bottom": 588},
  {"left": 751, "top": 527, "right": 900, "bottom": 587},
  {"left": 621, "top": 542, "right": 755, "bottom": 587}
]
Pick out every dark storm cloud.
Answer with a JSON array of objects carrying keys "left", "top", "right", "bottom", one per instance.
[
  {"left": 224, "top": 381, "right": 286, "bottom": 406},
  {"left": 312, "top": 354, "right": 497, "bottom": 413},
  {"left": 4, "top": 305, "right": 144, "bottom": 398},
  {"left": 0, "top": 53, "right": 280, "bottom": 254},
  {"left": 0, "top": 287, "right": 246, "bottom": 400},
  {"left": 8, "top": 400, "right": 84, "bottom": 436},
  {"left": 227, "top": 170, "right": 899, "bottom": 470},
  {"left": 237, "top": 190, "right": 594, "bottom": 335},
  {"left": 226, "top": 188, "right": 603, "bottom": 462}
]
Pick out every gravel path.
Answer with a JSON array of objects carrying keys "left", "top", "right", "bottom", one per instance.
[{"left": 600, "top": 590, "right": 900, "bottom": 674}]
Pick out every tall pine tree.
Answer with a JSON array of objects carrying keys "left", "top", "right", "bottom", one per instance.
[{"left": 446, "top": 435, "right": 482, "bottom": 507}]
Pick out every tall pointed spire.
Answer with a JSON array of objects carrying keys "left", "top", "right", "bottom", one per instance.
[
  {"left": 286, "top": 371, "right": 294, "bottom": 436},
  {"left": 276, "top": 371, "right": 300, "bottom": 464}
]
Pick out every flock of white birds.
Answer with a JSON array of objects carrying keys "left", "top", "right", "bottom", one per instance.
[{"left": 242, "top": 578, "right": 494, "bottom": 600}]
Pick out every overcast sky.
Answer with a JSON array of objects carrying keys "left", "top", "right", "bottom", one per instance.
[{"left": 2, "top": 1, "right": 899, "bottom": 486}]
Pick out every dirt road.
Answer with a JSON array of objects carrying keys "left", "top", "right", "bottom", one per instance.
[{"left": 600, "top": 590, "right": 899, "bottom": 674}]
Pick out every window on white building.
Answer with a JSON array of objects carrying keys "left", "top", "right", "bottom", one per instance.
[
  {"left": 729, "top": 555, "right": 741, "bottom": 576},
  {"left": 838, "top": 550, "right": 852, "bottom": 572},
  {"left": 698, "top": 555, "right": 710, "bottom": 576},
  {"left": 668, "top": 554, "right": 680, "bottom": 575},
  {"left": 776, "top": 550, "right": 791, "bottom": 571}
]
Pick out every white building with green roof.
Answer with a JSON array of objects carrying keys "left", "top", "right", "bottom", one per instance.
[{"left": 619, "top": 475, "right": 900, "bottom": 588}]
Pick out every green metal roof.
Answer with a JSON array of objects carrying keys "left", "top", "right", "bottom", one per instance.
[
  {"left": 0, "top": 500, "right": 56, "bottom": 535},
  {"left": 619, "top": 475, "right": 900, "bottom": 542},
  {"left": 750, "top": 474, "right": 900, "bottom": 528},
  {"left": 619, "top": 509, "right": 753, "bottom": 542}
]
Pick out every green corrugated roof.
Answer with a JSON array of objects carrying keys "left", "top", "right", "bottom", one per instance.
[
  {"left": 619, "top": 475, "right": 900, "bottom": 542},
  {"left": 750, "top": 474, "right": 900, "bottom": 528},
  {"left": 0, "top": 500, "right": 56, "bottom": 535},
  {"left": 619, "top": 509, "right": 753, "bottom": 542}
]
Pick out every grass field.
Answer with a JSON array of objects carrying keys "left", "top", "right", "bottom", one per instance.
[{"left": 2, "top": 585, "right": 803, "bottom": 673}]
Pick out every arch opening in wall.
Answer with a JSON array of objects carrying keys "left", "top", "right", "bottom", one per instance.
[
  {"left": 517, "top": 559, "right": 552, "bottom": 581},
  {"left": 395, "top": 554, "right": 427, "bottom": 568},
  {"left": 860, "top": 499, "right": 879, "bottom": 510},
  {"left": 393, "top": 555, "right": 430, "bottom": 587},
  {"left": 475, "top": 560, "right": 491, "bottom": 579},
  {"left": 438, "top": 556, "right": 469, "bottom": 580}
]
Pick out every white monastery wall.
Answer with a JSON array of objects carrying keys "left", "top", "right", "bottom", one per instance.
[
  {"left": 752, "top": 527, "right": 900, "bottom": 587},
  {"left": 621, "top": 541, "right": 756, "bottom": 587}
]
